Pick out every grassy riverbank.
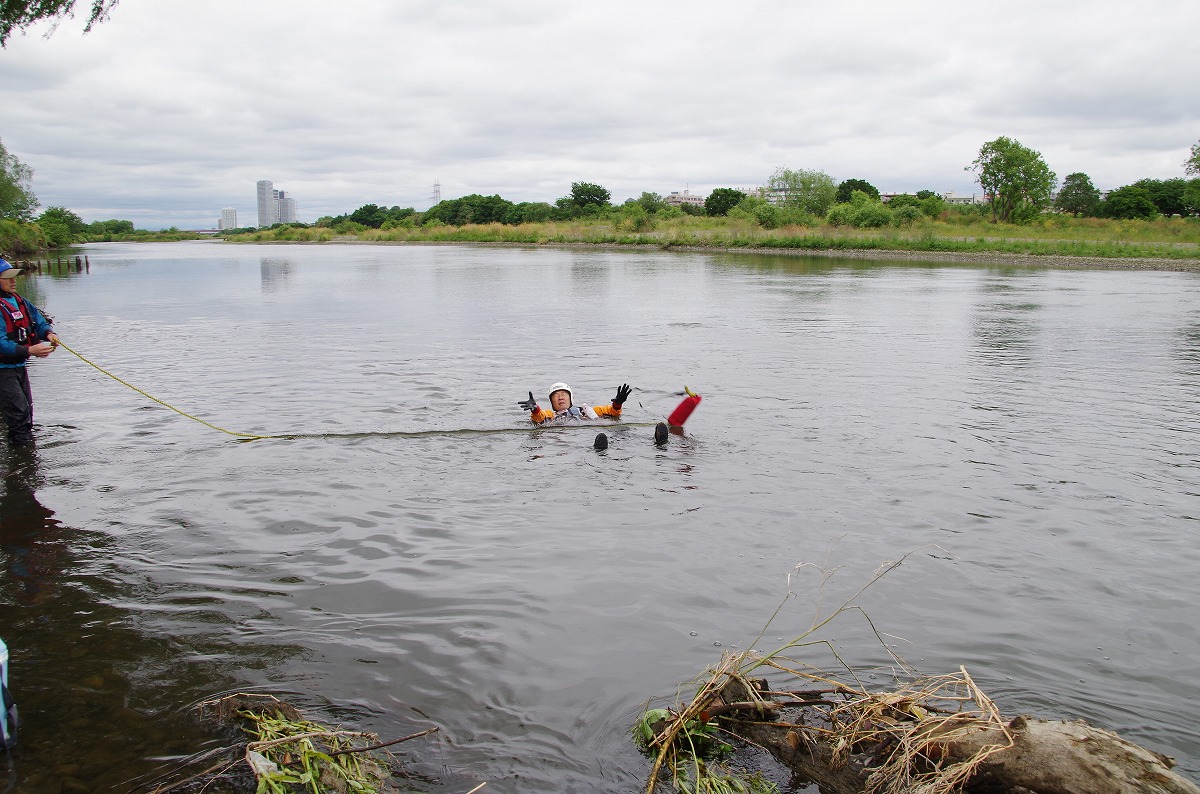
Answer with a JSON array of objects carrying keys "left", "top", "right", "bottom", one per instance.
[{"left": 224, "top": 213, "right": 1200, "bottom": 267}]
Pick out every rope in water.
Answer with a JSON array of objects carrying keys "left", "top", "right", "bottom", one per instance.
[
  {"left": 53, "top": 340, "right": 663, "bottom": 441},
  {"left": 54, "top": 340, "right": 277, "bottom": 440}
]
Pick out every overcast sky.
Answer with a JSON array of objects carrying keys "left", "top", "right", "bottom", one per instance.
[{"left": 2, "top": 1, "right": 1197, "bottom": 229}]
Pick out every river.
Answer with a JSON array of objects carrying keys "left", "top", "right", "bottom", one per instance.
[{"left": 2, "top": 241, "right": 1198, "bottom": 792}]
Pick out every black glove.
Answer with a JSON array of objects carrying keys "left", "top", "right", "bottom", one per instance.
[
  {"left": 518, "top": 391, "right": 539, "bottom": 412},
  {"left": 612, "top": 383, "right": 632, "bottom": 407}
]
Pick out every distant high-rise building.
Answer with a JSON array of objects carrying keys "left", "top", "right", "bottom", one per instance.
[
  {"left": 218, "top": 207, "right": 238, "bottom": 230},
  {"left": 257, "top": 180, "right": 276, "bottom": 227},
  {"left": 277, "top": 191, "right": 297, "bottom": 224},
  {"left": 256, "top": 180, "right": 299, "bottom": 227}
]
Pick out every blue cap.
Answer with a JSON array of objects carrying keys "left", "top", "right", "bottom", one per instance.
[{"left": 0, "top": 259, "right": 19, "bottom": 278}]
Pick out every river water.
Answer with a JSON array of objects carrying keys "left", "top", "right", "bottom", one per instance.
[{"left": 1, "top": 241, "right": 1198, "bottom": 792}]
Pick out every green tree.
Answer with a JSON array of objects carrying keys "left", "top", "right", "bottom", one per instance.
[
  {"left": 1184, "top": 141, "right": 1200, "bottom": 177},
  {"left": 38, "top": 206, "right": 86, "bottom": 233},
  {"left": 1130, "top": 178, "right": 1190, "bottom": 216},
  {"left": 1184, "top": 179, "right": 1200, "bottom": 215},
  {"left": 767, "top": 167, "right": 837, "bottom": 216},
  {"left": 1, "top": 0, "right": 117, "bottom": 45},
  {"left": 424, "top": 194, "right": 514, "bottom": 226},
  {"left": 887, "top": 194, "right": 919, "bottom": 209},
  {"left": 835, "top": 178, "right": 879, "bottom": 203},
  {"left": 967, "top": 136, "right": 1057, "bottom": 223},
  {"left": 348, "top": 203, "right": 387, "bottom": 228},
  {"left": 1101, "top": 185, "right": 1159, "bottom": 220},
  {"left": 569, "top": 182, "right": 611, "bottom": 209},
  {"left": 632, "top": 192, "right": 667, "bottom": 214},
  {"left": 505, "top": 202, "right": 555, "bottom": 224},
  {"left": 88, "top": 218, "right": 134, "bottom": 236},
  {"left": 704, "top": 187, "right": 746, "bottom": 216},
  {"left": 1054, "top": 172, "right": 1101, "bottom": 217},
  {"left": 36, "top": 206, "right": 86, "bottom": 246},
  {"left": 915, "top": 189, "right": 939, "bottom": 200},
  {"left": 0, "top": 139, "right": 37, "bottom": 222}
]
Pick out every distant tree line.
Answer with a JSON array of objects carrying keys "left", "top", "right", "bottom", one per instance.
[{"left": 5, "top": 132, "right": 1200, "bottom": 256}]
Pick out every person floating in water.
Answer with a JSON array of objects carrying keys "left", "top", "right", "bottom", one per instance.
[
  {"left": 518, "top": 382, "right": 631, "bottom": 424},
  {"left": 0, "top": 260, "right": 60, "bottom": 447}
]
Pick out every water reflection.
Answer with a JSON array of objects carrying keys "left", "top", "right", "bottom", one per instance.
[
  {"left": 0, "top": 448, "right": 66, "bottom": 603},
  {"left": 1177, "top": 319, "right": 1200, "bottom": 376},
  {"left": 0, "top": 446, "right": 316, "bottom": 793},
  {"left": 260, "top": 257, "right": 294, "bottom": 292},
  {"left": 972, "top": 274, "right": 1044, "bottom": 368}
]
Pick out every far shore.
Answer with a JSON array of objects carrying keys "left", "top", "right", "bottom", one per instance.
[{"left": 236, "top": 236, "right": 1200, "bottom": 272}]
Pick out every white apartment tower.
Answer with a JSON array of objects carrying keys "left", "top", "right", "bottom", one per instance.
[
  {"left": 277, "top": 192, "right": 297, "bottom": 224},
  {"left": 256, "top": 180, "right": 277, "bottom": 227},
  {"left": 218, "top": 207, "right": 238, "bottom": 230},
  {"left": 256, "top": 180, "right": 300, "bottom": 226}
]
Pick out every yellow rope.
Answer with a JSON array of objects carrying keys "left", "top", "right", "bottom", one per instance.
[
  {"left": 53, "top": 340, "right": 661, "bottom": 442},
  {"left": 54, "top": 340, "right": 276, "bottom": 440}
]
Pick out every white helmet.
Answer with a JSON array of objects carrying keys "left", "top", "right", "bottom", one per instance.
[{"left": 547, "top": 382, "right": 573, "bottom": 404}]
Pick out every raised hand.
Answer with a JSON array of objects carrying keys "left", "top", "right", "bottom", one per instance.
[
  {"left": 518, "top": 391, "right": 539, "bottom": 412},
  {"left": 612, "top": 383, "right": 632, "bottom": 406}
]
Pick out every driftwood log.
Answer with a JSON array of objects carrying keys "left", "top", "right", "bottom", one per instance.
[{"left": 716, "top": 676, "right": 1200, "bottom": 794}]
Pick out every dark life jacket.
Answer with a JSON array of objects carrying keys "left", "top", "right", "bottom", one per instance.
[{"left": 0, "top": 294, "right": 42, "bottom": 365}]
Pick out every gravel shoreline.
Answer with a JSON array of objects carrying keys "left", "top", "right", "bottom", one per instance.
[
  {"left": 262, "top": 237, "right": 1200, "bottom": 272},
  {"left": 682, "top": 245, "right": 1200, "bottom": 271}
]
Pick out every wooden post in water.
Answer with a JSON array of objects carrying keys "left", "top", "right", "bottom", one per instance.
[
  {"left": 75, "top": 255, "right": 82, "bottom": 273},
  {"left": 85, "top": 255, "right": 90, "bottom": 273}
]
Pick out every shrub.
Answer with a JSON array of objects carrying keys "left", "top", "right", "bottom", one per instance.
[
  {"left": 0, "top": 219, "right": 46, "bottom": 254},
  {"left": 918, "top": 195, "right": 947, "bottom": 218},
  {"left": 851, "top": 202, "right": 893, "bottom": 228},
  {"left": 777, "top": 207, "right": 818, "bottom": 227},
  {"left": 892, "top": 205, "right": 923, "bottom": 226},
  {"left": 332, "top": 220, "right": 368, "bottom": 234},
  {"left": 616, "top": 204, "right": 655, "bottom": 232},
  {"left": 825, "top": 203, "right": 854, "bottom": 227},
  {"left": 753, "top": 202, "right": 781, "bottom": 229}
]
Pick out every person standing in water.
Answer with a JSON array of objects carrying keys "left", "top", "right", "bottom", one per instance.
[
  {"left": 518, "top": 382, "right": 631, "bottom": 424},
  {"left": 0, "top": 260, "right": 59, "bottom": 447}
]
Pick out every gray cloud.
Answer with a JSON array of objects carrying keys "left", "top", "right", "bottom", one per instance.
[{"left": 1, "top": 0, "right": 1196, "bottom": 228}]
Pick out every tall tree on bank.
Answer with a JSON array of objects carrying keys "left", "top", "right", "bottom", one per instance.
[
  {"left": 967, "top": 136, "right": 1057, "bottom": 223},
  {"left": 568, "top": 182, "right": 611, "bottom": 209},
  {"left": 1185, "top": 140, "right": 1200, "bottom": 177},
  {"left": 767, "top": 167, "right": 837, "bottom": 216},
  {"left": 1054, "top": 172, "right": 1101, "bottom": 217},
  {"left": 1130, "top": 178, "right": 1191, "bottom": 217},
  {"left": 36, "top": 205, "right": 86, "bottom": 246},
  {"left": 1, "top": 0, "right": 117, "bottom": 45},
  {"left": 835, "top": 178, "right": 879, "bottom": 203},
  {"left": 704, "top": 188, "right": 746, "bottom": 216},
  {"left": 1101, "top": 185, "right": 1159, "bottom": 220},
  {"left": 0, "top": 139, "right": 37, "bottom": 222}
]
